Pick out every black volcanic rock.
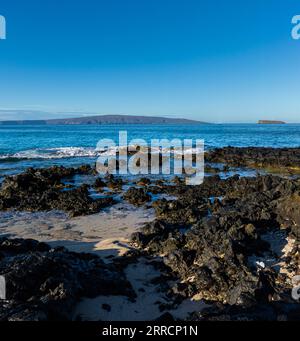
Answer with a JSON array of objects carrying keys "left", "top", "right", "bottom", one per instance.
[
  {"left": 0, "top": 237, "right": 135, "bottom": 321},
  {"left": 0, "top": 166, "right": 115, "bottom": 216},
  {"left": 205, "top": 147, "right": 300, "bottom": 170},
  {"left": 131, "top": 174, "right": 300, "bottom": 312},
  {"left": 123, "top": 187, "right": 151, "bottom": 206}
]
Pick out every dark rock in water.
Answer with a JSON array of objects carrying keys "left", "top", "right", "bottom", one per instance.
[
  {"left": 172, "top": 176, "right": 185, "bottom": 185},
  {"left": 105, "top": 175, "right": 124, "bottom": 191},
  {"left": 0, "top": 167, "right": 115, "bottom": 216},
  {"left": 0, "top": 237, "right": 135, "bottom": 321},
  {"left": 136, "top": 177, "right": 151, "bottom": 187},
  {"left": 77, "top": 164, "right": 97, "bottom": 175},
  {"left": 205, "top": 147, "right": 300, "bottom": 171},
  {"left": 123, "top": 187, "right": 151, "bottom": 206},
  {"left": 93, "top": 177, "right": 106, "bottom": 190},
  {"left": 51, "top": 185, "right": 115, "bottom": 217},
  {"left": 205, "top": 165, "right": 221, "bottom": 174}
]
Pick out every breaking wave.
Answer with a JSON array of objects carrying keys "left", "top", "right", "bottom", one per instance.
[
  {"left": 0, "top": 147, "right": 100, "bottom": 161},
  {"left": 0, "top": 145, "right": 204, "bottom": 162}
]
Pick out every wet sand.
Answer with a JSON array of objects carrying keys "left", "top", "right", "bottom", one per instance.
[{"left": 0, "top": 202, "right": 155, "bottom": 258}]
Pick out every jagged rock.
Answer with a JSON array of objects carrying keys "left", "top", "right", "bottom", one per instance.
[
  {"left": 105, "top": 175, "right": 124, "bottom": 191},
  {"left": 123, "top": 187, "right": 151, "bottom": 206},
  {"left": 0, "top": 167, "right": 115, "bottom": 216},
  {"left": 131, "top": 174, "right": 300, "bottom": 311},
  {"left": 136, "top": 178, "right": 151, "bottom": 186},
  {"left": 0, "top": 237, "right": 135, "bottom": 321},
  {"left": 93, "top": 177, "right": 106, "bottom": 190},
  {"left": 205, "top": 147, "right": 300, "bottom": 171}
]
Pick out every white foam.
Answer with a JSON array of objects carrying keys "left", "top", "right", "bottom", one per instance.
[
  {"left": 0, "top": 147, "right": 100, "bottom": 160},
  {"left": 0, "top": 145, "right": 203, "bottom": 161}
]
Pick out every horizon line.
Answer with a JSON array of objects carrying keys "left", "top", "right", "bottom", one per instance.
[{"left": 0, "top": 110, "right": 298, "bottom": 124}]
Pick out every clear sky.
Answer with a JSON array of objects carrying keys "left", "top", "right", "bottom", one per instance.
[{"left": 0, "top": 0, "right": 300, "bottom": 122}]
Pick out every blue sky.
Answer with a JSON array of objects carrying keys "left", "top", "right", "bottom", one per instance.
[{"left": 0, "top": 0, "right": 300, "bottom": 122}]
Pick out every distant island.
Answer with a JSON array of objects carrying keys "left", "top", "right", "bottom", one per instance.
[
  {"left": 0, "top": 114, "right": 209, "bottom": 125},
  {"left": 258, "top": 120, "right": 286, "bottom": 124}
]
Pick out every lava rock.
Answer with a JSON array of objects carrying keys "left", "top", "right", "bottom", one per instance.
[
  {"left": 123, "top": 187, "right": 151, "bottom": 206},
  {"left": 0, "top": 167, "right": 115, "bottom": 216},
  {"left": 0, "top": 237, "right": 135, "bottom": 321}
]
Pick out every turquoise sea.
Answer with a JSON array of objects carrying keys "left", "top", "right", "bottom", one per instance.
[{"left": 1, "top": 123, "right": 300, "bottom": 177}]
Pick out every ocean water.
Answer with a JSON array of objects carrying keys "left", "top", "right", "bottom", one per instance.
[{"left": 0, "top": 123, "right": 300, "bottom": 177}]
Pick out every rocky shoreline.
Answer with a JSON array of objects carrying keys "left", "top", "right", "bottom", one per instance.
[
  {"left": 0, "top": 147, "right": 299, "bottom": 321},
  {"left": 205, "top": 147, "right": 300, "bottom": 173}
]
